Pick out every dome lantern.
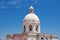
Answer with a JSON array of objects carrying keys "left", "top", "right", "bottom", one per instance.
[{"left": 29, "top": 6, "right": 34, "bottom": 13}]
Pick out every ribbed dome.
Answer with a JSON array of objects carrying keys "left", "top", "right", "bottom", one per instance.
[{"left": 23, "top": 6, "right": 40, "bottom": 21}]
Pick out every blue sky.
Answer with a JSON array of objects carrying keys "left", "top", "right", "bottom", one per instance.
[{"left": 0, "top": 0, "right": 60, "bottom": 40}]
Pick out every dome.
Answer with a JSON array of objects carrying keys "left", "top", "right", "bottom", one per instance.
[
  {"left": 23, "top": 6, "right": 40, "bottom": 21},
  {"left": 23, "top": 13, "right": 40, "bottom": 21}
]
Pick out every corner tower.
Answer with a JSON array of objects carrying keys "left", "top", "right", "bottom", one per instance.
[{"left": 23, "top": 6, "right": 40, "bottom": 33}]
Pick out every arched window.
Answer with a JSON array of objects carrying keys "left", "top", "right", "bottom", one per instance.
[
  {"left": 36, "top": 25, "right": 38, "bottom": 32},
  {"left": 29, "top": 25, "right": 32, "bottom": 32},
  {"left": 24, "top": 25, "right": 26, "bottom": 32},
  {"left": 41, "top": 38, "right": 44, "bottom": 40},
  {"left": 46, "top": 38, "right": 48, "bottom": 40}
]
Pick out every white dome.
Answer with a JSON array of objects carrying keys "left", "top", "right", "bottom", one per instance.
[
  {"left": 23, "top": 13, "right": 40, "bottom": 21},
  {"left": 23, "top": 6, "right": 40, "bottom": 21}
]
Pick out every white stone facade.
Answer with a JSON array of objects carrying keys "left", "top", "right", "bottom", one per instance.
[{"left": 6, "top": 6, "right": 58, "bottom": 40}]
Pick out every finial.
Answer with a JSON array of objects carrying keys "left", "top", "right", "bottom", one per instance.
[{"left": 29, "top": 5, "right": 34, "bottom": 13}]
